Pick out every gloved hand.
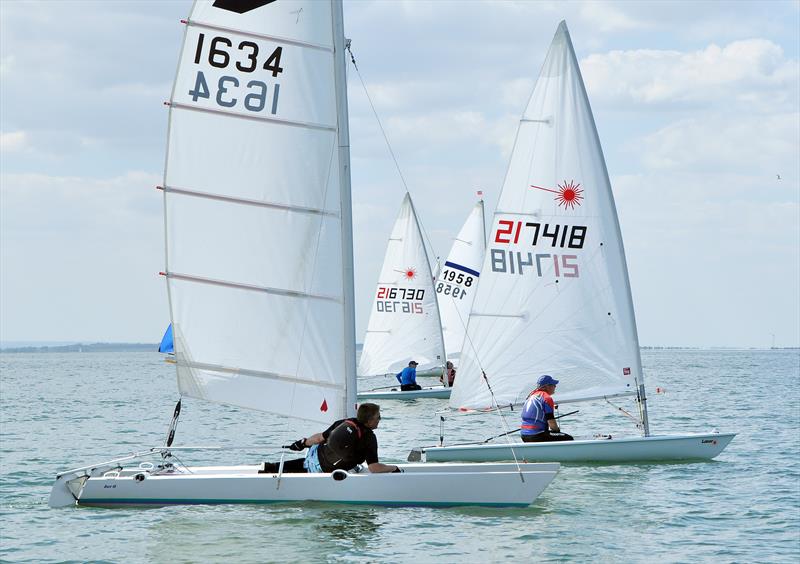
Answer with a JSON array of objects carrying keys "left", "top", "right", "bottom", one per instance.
[
  {"left": 392, "top": 466, "right": 404, "bottom": 473},
  {"left": 283, "top": 438, "right": 307, "bottom": 451}
]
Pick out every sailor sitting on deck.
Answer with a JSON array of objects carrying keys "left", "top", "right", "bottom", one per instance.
[
  {"left": 520, "top": 375, "right": 574, "bottom": 442},
  {"left": 440, "top": 361, "right": 456, "bottom": 387},
  {"left": 396, "top": 360, "right": 422, "bottom": 391},
  {"left": 259, "top": 403, "right": 401, "bottom": 474}
]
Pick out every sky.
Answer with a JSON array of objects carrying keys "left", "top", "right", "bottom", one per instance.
[{"left": 1, "top": 0, "right": 798, "bottom": 348}]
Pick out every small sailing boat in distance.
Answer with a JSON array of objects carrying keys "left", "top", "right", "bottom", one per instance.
[
  {"left": 409, "top": 21, "right": 734, "bottom": 464},
  {"left": 49, "top": 0, "right": 559, "bottom": 508},
  {"left": 357, "top": 196, "right": 486, "bottom": 401},
  {"left": 435, "top": 198, "right": 486, "bottom": 366},
  {"left": 357, "top": 193, "right": 450, "bottom": 400}
]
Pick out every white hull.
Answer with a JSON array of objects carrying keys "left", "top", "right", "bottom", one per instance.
[
  {"left": 409, "top": 432, "right": 736, "bottom": 464},
  {"left": 357, "top": 386, "right": 451, "bottom": 400},
  {"left": 50, "top": 460, "right": 558, "bottom": 509}
]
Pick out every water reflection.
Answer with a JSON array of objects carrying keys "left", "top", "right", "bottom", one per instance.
[{"left": 312, "top": 505, "right": 381, "bottom": 547}]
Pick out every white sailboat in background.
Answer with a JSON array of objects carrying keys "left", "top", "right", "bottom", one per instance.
[
  {"left": 357, "top": 193, "right": 449, "bottom": 400},
  {"left": 49, "top": 0, "right": 558, "bottom": 508},
  {"left": 436, "top": 198, "right": 486, "bottom": 366},
  {"left": 410, "top": 21, "right": 734, "bottom": 464},
  {"left": 357, "top": 197, "right": 487, "bottom": 400}
]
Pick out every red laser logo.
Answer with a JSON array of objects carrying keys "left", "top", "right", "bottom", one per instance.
[
  {"left": 404, "top": 267, "right": 417, "bottom": 280},
  {"left": 531, "top": 180, "right": 584, "bottom": 210}
]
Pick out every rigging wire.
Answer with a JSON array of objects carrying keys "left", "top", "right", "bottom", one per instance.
[
  {"left": 347, "top": 45, "right": 526, "bottom": 476},
  {"left": 346, "top": 43, "right": 439, "bottom": 263}
]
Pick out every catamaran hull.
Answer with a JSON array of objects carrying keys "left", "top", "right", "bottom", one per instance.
[
  {"left": 409, "top": 433, "right": 736, "bottom": 463},
  {"left": 50, "top": 463, "right": 558, "bottom": 509},
  {"left": 357, "top": 386, "right": 451, "bottom": 400}
]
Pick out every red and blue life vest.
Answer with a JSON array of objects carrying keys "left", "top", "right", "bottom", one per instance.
[{"left": 521, "top": 389, "right": 555, "bottom": 435}]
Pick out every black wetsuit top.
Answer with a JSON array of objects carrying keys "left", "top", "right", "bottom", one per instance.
[{"left": 316, "top": 418, "right": 379, "bottom": 472}]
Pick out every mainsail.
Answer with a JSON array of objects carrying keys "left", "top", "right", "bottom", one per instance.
[
  {"left": 436, "top": 200, "right": 486, "bottom": 363},
  {"left": 358, "top": 194, "right": 445, "bottom": 377},
  {"left": 450, "top": 21, "right": 643, "bottom": 409},
  {"left": 162, "top": 0, "right": 354, "bottom": 424}
]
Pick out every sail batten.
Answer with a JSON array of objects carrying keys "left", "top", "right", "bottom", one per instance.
[
  {"left": 175, "top": 359, "right": 345, "bottom": 390},
  {"left": 185, "top": 20, "right": 334, "bottom": 52},
  {"left": 170, "top": 103, "right": 337, "bottom": 131},
  {"left": 162, "top": 185, "right": 340, "bottom": 217},
  {"left": 163, "top": 272, "right": 341, "bottom": 302}
]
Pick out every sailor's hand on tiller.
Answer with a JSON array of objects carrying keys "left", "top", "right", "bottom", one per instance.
[{"left": 283, "top": 438, "right": 307, "bottom": 451}]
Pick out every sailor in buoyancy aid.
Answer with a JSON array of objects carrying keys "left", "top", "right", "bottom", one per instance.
[
  {"left": 520, "top": 375, "right": 574, "bottom": 442},
  {"left": 259, "top": 403, "right": 403, "bottom": 474}
]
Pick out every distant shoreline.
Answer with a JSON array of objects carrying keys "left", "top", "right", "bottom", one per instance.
[
  {"left": 0, "top": 343, "right": 796, "bottom": 354},
  {"left": 0, "top": 343, "right": 158, "bottom": 353}
]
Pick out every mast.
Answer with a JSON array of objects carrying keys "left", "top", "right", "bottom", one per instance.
[
  {"left": 331, "top": 0, "right": 357, "bottom": 418},
  {"left": 409, "top": 195, "right": 447, "bottom": 378}
]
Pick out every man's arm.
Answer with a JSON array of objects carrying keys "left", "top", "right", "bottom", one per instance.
[
  {"left": 367, "top": 462, "right": 401, "bottom": 473},
  {"left": 304, "top": 432, "right": 326, "bottom": 446}
]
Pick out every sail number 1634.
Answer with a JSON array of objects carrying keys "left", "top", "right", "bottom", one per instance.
[{"left": 186, "top": 33, "right": 283, "bottom": 114}]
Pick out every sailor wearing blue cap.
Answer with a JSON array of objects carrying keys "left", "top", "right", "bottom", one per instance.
[{"left": 520, "top": 375, "right": 574, "bottom": 442}]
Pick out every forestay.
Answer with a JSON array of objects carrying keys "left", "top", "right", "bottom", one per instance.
[
  {"left": 436, "top": 201, "right": 486, "bottom": 362},
  {"left": 450, "top": 22, "right": 643, "bottom": 410},
  {"left": 359, "top": 194, "right": 445, "bottom": 376},
  {"left": 163, "top": 0, "right": 348, "bottom": 424}
]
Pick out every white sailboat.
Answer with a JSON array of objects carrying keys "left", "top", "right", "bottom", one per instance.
[
  {"left": 357, "top": 198, "right": 486, "bottom": 400},
  {"left": 49, "top": 0, "right": 558, "bottom": 508},
  {"left": 435, "top": 198, "right": 486, "bottom": 366},
  {"left": 409, "top": 21, "right": 734, "bottom": 464},
  {"left": 356, "top": 193, "right": 450, "bottom": 400}
]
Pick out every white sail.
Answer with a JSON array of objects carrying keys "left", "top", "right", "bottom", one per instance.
[
  {"left": 359, "top": 194, "right": 445, "bottom": 377},
  {"left": 163, "top": 0, "right": 351, "bottom": 424},
  {"left": 436, "top": 200, "right": 486, "bottom": 363},
  {"left": 450, "top": 21, "right": 642, "bottom": 410}
]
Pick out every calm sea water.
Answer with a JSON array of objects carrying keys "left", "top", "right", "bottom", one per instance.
[{"left": 1, "top": 349, "right": 798, "bottom": 563}]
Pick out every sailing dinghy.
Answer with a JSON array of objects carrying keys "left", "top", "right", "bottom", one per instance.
[
  {"left": 357, "top": 198, "right": 485, "bottom": 401},
  {"left": 49, "top": 0, "right": 558, "bottom": 508},
  {"left": 356, "top": 194, "right": 450, "bottom": 401},
  {"left": 409, "top": 21, "right": 734, "bottom": 464},
  {"left": 435, "top": 198, "right": 486, "bottom": 366}
]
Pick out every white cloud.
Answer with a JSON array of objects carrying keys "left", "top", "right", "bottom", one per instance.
[
  {"left": 0, "top": 130, "right": 28, "bottom": 152},
  {"left": 0, "top": 54, "right": 13, "bottom": 76},
  {"left": 582, "top": 39, "right": 799, "bottom": 111},
  {"left": 578, "top": 0, "right": 650, "bottom": 33},
  {"left": 637, "top": 112, "right": 799, "bottom": 173},
  {"left": 613, "top": 171, "right": 799, "bottom": 347},
  {"left": 0, "top": 171, "right": 166, "bottom": 342}
]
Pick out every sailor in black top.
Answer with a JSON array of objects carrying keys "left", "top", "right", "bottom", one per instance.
[{"left": 259, "top": 403, "right": 401, "bottom": 474}]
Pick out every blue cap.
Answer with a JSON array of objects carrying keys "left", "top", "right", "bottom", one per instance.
[{"left": 537, "top": 375, "right": 559, "bottom": 387}]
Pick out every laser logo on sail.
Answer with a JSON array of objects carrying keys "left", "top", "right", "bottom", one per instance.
[{"left": 531, "top": 180, "right": 584, "bottom": 210}]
